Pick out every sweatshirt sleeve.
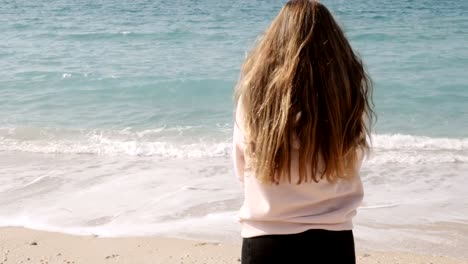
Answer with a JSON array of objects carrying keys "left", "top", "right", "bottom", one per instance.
[{"left": 233, "top": 101, "right": 245, "bottom": 186}]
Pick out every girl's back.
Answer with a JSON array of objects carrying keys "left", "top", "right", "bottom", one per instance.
[{"left": 233, "top": 0, "right": 373, "bottom": 263}]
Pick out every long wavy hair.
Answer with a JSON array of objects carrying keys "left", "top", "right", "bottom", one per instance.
[{"left": 235, "top": 0, "right": 374, "bottom": 184}]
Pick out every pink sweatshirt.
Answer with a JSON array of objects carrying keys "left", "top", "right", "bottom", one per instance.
[{"left": 233, "top": 103, "right": 364, "bottom": 238}]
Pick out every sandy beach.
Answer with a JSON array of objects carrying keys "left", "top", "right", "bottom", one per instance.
[{"left": 0, "top": 227, "right": 466, "bottom": 264}]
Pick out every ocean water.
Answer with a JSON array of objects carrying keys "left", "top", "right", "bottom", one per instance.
[{"left": 1, "top": 0, "right": 468, "bottom": 258}]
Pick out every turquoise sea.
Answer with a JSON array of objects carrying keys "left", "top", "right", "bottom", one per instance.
[{"left": 1, "top": 0, "right": 467, "bottom": 258}]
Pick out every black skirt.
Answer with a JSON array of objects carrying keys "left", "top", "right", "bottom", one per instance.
[{"left": 241, "top": 229, "right": 355, "bottom": 264}]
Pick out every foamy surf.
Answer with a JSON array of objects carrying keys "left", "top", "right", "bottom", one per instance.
[
  {"left": 373, "top": 134, "right": 468, "bottom": 150},
  {"left": 1, "top": 148, "right": 467, "bottom": 258},
  {"left": 1, "top": 127, "right": 467, "bottom": 163}
]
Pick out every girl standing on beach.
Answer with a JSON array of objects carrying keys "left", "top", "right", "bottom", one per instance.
[{"left": 233, "top": 0, "right": 374, "bottom": 263}]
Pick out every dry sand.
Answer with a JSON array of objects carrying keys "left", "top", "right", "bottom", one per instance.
[{"left": 0, "top": 227, "right": 466, "bottom": 264}]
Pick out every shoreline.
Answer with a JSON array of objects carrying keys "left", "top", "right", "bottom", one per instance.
[{"left": 1, "top": 227, "right": 467, "bottom": 264}]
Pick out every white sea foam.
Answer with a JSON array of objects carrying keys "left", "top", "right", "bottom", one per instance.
[
  {"left": 0, "top": 138, "right": 231, "bottom": 158},
  {"left": 372, "top": 134, "right": 468, "bottom": 150},
  {"left": 0, "top": 138, "right": 467, "bottom": 258},
  {"left": 0, "top": 128, "right": 467, "bottom": 163},
  {"left": 0, "top": 211, "right": 240, "bottom": 242}
]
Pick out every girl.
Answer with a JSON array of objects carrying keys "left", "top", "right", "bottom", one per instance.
[{"left": 233, "top": 0, "right": 374, "bottom": 263}]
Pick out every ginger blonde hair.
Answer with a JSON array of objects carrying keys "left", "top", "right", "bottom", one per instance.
[{"left": 235, "top": 0, "right": 374, "bottom": 184}]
